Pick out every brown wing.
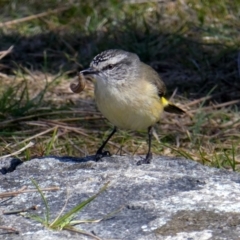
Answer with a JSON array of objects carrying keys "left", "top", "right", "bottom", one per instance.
[
  {"left": 139, "top": 62, "right": 166, "bottom": 97},
  {"left": 139, "top": 62, "right": 185, "bottom": 115}
]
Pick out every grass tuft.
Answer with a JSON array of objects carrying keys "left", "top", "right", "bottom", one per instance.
[{"left": 28, "top": 179, "right": 110, "bottom": 239}]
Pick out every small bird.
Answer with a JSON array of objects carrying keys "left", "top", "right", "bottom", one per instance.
[{"left": 80, "top": 49, "right": 185, "bottom": 165}]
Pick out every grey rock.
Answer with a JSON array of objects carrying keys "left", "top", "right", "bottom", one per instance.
[{"left": 1, "top": 155, "right": 240, "bottom": 240}]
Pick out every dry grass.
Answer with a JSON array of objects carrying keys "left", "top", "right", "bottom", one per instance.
[{"left": 0, "top": 0, "right": 239, "bottom": 170}]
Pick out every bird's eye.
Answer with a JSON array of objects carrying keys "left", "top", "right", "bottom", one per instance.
[{"left": 108, "top": 64, "right": 114, "bottom": 70}]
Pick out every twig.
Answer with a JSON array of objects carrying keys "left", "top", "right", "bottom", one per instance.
[
  {"left": 189, "top": 99, "right": 240, "bottom": 113},
  {"left": 0, "top": 7, "right": 70, "bottom": 28},
  {"left": 56, "top": 117, "right": 104, "bottom": 122},
  {"left": 184, "top": 95, "right": 213, "bottom": 107},
  {"left": 56, "top": 124, "right": 130, "bottom": 155},
  {"left": 0, "top": 72, "right": 11, "bottom": 79},
  {"left": 3, "top": 205, "right": 38, "bottom": 215},
  {"left": 0, "top": 186, "right": 59, "bottom": 199},
  {"left": 22, "top": 120, "right": 130, "bottom": 154},
  {"left": 0, "top": 110, "right": 101, "bottom": 127},
  {"left": 0, "top": 186, "right": 27, "bottom": 199},
  {"left": 0, "top": 226, "right": 19, "bottom": 234},
  {"left": 169, "top": 88, "right": 178, "bottom": 101},
  {"left": 127, "top": 0, "right": 166, "bottom": 3},
  {"left": 63, "top": 226, "right": 102, "bottom": 240},
  {"left": 0, "top": 141, "right": 35, "bottom": 160},
  {"left": 184, "top": 89, "right": 237, "bottom": 107},
  {"left": 0, "top": 46, "right": 14, "bottom": 60},
  {"left": 10, "top": 128, "right": 56, "bottom": 148},
  {"left": 63, "top": 137, "right": 87, "bottom": 155}
]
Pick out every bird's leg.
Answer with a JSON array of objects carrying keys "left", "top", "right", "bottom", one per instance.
[
  {"left": 95, "top": 126, "right": 117, "bottom": 161},
  {"left": 137, "top": 126, "right": 153, "bottom": 165}
]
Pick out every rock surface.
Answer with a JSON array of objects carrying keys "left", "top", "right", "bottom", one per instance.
[{"left": 1, "top": 155, "right": 240, "bottom": 240}]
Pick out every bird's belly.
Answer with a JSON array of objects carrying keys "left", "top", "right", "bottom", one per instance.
[{"left": 95, "top": 85, "right": 163, "bottom": 130}]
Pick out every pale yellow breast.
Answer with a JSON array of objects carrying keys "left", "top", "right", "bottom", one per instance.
[{"left": 94, "top": 79, "right": 164, "bottom": 130}]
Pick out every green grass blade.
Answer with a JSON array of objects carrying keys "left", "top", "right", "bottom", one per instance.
[
  {"left": 27, "top": 214, "right": 47, "bottom": 226},
  {"left": 70, "top": 206, "right": 124, "bottom": 225},
  {"left": 161, "top": 143, "right": 194, "bottom": 160},
  {"left": 50, "top": 182, "right": 109, "bottom": 229},
  {"left": 31, "top": 178, "right": 50, "bottom": 224},
  {"left": 45, "top": 127, "right": 58, "bottom": 155}
]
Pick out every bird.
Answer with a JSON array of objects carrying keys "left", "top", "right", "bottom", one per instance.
[{"left": 80, "top": 49, "right": 185, "bottom": 165}]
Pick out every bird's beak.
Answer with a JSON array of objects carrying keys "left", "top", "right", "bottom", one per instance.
[{"left": 80, "top": 68, "right": 98, "bottom": 76}]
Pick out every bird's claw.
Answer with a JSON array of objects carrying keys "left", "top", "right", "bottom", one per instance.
[
  {"left": 95, "top": 150, "right": 111, "bottom": 161},
  {"left": 137, "top": 153, "right": 152, "bottom": 165}
]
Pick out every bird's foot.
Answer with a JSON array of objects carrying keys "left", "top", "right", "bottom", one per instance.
[
  {"left": 95, "top": 150, "right": 111, "bottom": 161},
  {"left": 137, "top": 152, "right": 152, "bottom": 165}
]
